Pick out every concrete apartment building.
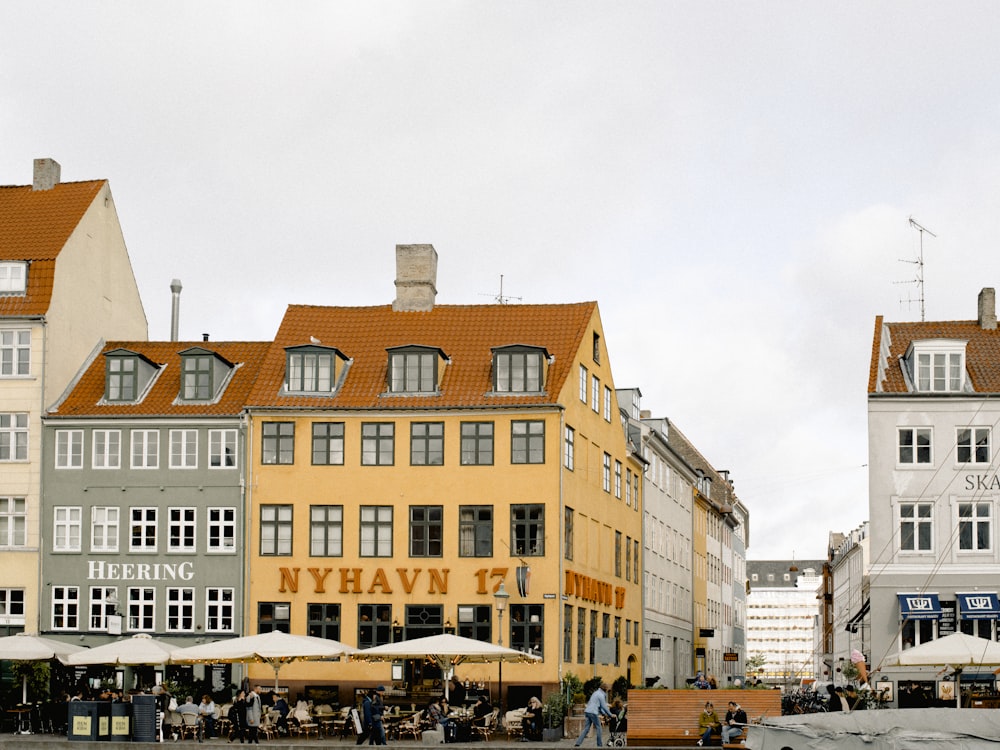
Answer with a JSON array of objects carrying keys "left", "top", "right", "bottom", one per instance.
[
  {"left": 0, "top": 159, "right": 146, "bottom": 635},
  {"left": 867, "top": 288, "right": 1000, "bottom": 703}
]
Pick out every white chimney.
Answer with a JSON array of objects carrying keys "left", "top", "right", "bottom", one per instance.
[
  {"left": 393, "top": 244, "right": 438, "bottom": 312},
  {"left": 32, "top": 158, "right": 61, "bottom": 191},
  {"left": 979, "top": 287, "right": 997, "bottom": 331},
  {"left": 170, "top": 279, "right": 182, "bottom": 341}
]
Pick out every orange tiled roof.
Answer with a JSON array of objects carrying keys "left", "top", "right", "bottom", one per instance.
[
  {"left": 50, "top": 341, "right": 271, "bottom": 418},
  {"left": 0, "top": 180, "right": 105, "bottom": 316},
  {"left": 247, "top": 302, "right": 598, "bottom": 409},
  {"left": 870, "top": 318, "right": 1000, "bottom": 393}
]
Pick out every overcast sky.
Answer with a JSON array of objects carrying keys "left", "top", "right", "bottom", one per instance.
[{"left": 5, "top": 2, "right": 1000, "bottom": 559}]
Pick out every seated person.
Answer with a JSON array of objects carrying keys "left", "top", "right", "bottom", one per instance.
[
  {"left": 471, "top": 696, "right": 493, "bottom": 727},
  {"left": 198, "top": 695, "right": 217, "bottom": 739},
  {"left": 697, "top": 701, "right": 719, "bottom": 747},
  {"left": 721, "top": 701, "right": 747, "bottom": 744},
  {"left": 427, "top": 697, "right": 456, "bottom": 742},
  {"left": 521, "top": 696, "right": 543, "bottom": 741}
]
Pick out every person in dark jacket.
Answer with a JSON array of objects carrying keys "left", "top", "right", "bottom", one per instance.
[
  {"left": 826, "top": 684, "right": 844, "bottom": 712},
  {"left": 369, "top": 686, "right": 387, "bottom": 745},
  {"left": 357, "top": 689, "right": 375, "bottom": 745},
  {"left": 229, "top": 690, "right": 247, "bottom": 744}
]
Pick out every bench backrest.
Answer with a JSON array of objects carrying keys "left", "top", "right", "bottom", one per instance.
[{"left": 626, "top": 689, "right": 781, "bottom": 739}]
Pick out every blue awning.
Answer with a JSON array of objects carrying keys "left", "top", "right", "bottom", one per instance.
[
  {"left": 898, "top": 592, "right": 942, "bottom": 620},
  {"left": 957, "top": 592, "right": 1000, "bottom": 620}
]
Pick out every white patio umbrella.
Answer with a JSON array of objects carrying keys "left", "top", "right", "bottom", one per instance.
[
  {"left": 170, "top": 630, "right": 358, "bottom": 690},
  {"left": 0, "top": 633, "right": 84, "bottom": 703},
  {"left": 896, "top": 632, "right": 1000, "bottom": 707},
  {"left": 65, "top": 632, "right": 179, "bottom": 667},
  {"left": 354, "top": 633, "right": 541, "bottom": 699}
]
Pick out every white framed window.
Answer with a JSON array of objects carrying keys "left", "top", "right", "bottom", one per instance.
[
  {"left": 900, "top": 502, "right": 933, "bottom": 552},
  {"left": 579, "top": 365, "right": 587, "bottom": 402},
  {"left": 209, "top": 429, "right": 237, "bottom": 468},
  {"left": 563, "top": 426, "right": 575, "bottom": 470},
  {"left": 898, "top": 427, "right": 932, "bottom": 465},
  {"left": 52, "top": 586, "right": 79, "bottom": 630},
  {"left": 127, "top": 587, "right": 155, "bottom": 631},
  {"left": 169, "top": 429, "right": 198, "bottom": 468},
  {"left": 129, "top": 507, "right": 157, "bottom": 552},
  {"left": 0, "top": 262, "right": 26, "bottom": 293},
  {"left": 53, "top": 506, "right": 82, "bottom": 551},
  {"left": 168, "top": 507, "right": 196, "bottom": 552},
  {"left": 207, "top": 507, "right": 236, "bottom": 553},
  {"left": 130, "top": 430, "right": 159, "bottom": 469},
  {"left": 0, "top": 330, "right": 30, "bottom": 376},
  {"left": 206, "top": 587, "right": 235, "bottom": 632},
  {"left": 89, "top": 585, "right": 117, "bottom": 631},
  {"left": 0, "top": 497, "right": 26, "bottom": 547},
  {"left": 603, "top": 385, "right": 612, "bottom": 421},
  {"left": 92, "top": 429, "right": 121, "bottom": 469},
  {"left": 0, "top": 413, "right": 28, "bottom": 461},
  {"left": 90, "top": 506, "right": 119, "bottom": 552},
  {"left": 56, "top": 430, "right": 83, "bottom": 469},
  {"left": 166, "top": 587, "right": 195, "bottom": 632},
  {"left": 958, "top": 502, "right": 991, "bottom": 552},
  {"left": 591, "top": 375, "right": 600, "bottom": 413},
  {"left": 957, "top": 427, "right": 990, "bottom": 465},
  {"left": 916, "top": 350, "right": 964, "bottom": 392},
  {"left": 0, "top": 588, "right": 25, "bottom": 626}
]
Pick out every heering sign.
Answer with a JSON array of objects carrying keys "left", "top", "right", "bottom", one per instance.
[{"left": 87, "top": 560, "right": 195, "bottom": 581}]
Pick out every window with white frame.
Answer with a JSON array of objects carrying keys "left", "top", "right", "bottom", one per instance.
[
  {"left": 127, "top": 587, "right": 155, "bottom": 631},
  {"left": 900, "top": 502, "right": 933, "bottom": 552},
  {"left": 0, "top": 413, "right": 28, "bottom": 461},
  {"left": 169, "top": 429, "right": 198, "bottom": 468},
  {"left": 52, "top": 586, "right": 79, "bottom": 630},
  {"left": 54, "top": 506, "right": 82, "bottom": 551},
  {"left": 129, "top": 507, "right": 157, "bottom": 552},
  {"left": 603, "top": 385, "right": 612, "bottom": 421},
  {"left": 207, "top": 507, "right": 236, "bottom": 553},
  {"left": 360, "top": 506, "right": 393, "bottom": 557},
  {"left": 56, "top": 430, "right": 83, "bottom": 469},
  {"left": 90, "top": 506, "right": 119, "bottom": 552},
  {"left": 92, "top": 429, "right": 121, "bottom": 469},
  {"left": 579, "top": 365, "right": 587, "bottom": 402},
  {"left": 0, "top": 497, "right": 25, "bottom": 547},
  {"left": 564, "top": 426, "right": 575, "bottom": 470},
  {"left": 0, "top": 330, "right": 30, "bottom": 376},
  {"left": 915, "top": 349, "right": 965, "bottom": 392},
  {"left": 310, "top": 505, "right": 343, "bottom": 556},
  {"left": 957, "top": 427, "right": 990, "bottom": 464},
  {"left": 168, "top": 508, "right": 196, "bottom": 552},
  {"left": 0, "top": 588, "right": 25, "bottom": 626},
  {"left": 898, "top": 427, "right": 932, "bottom": 464},
  {"left": 591, "top": 374, "right": 600, "bottom": 413},
  {"left": 206, "top": 587, "right": 235, "bottom": 632},
  {"left": 130, "top": 430, "right": 158, "bottom": 469},
  {"left": 209, "top": 429, "right": 237, "bottom": 468},
  {"left": 0, "top": 262, "right": 27, "bottom": 293},
  {"left": 958, "top": 502, "right": 991, "bottom": 551},
  {"left": 89, "top": 586, "right": 117, "bottom": 631},
  {"left": 166, "top": 588, "right": 195, "bottom": 632}
]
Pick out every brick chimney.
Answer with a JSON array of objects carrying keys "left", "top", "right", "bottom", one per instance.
[
  {"left": 393, "top": 244, "right": 438, "bottom": 312},
  {"left": 979, "top": 287, "right": 997, "bottom": 330},
  {"left": 32, "top": 158, "right": 61, "bottom": 191}
]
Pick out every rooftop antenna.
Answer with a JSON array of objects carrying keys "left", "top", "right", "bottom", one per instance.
[
  {"left": 897, "top": 216, "right": 936, "bottom": 321},
  {"left": 479, "top": 274, "right": 522, "bottom": 305}
]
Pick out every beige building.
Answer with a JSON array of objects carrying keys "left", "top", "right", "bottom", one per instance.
[{"left": 0, "top": 159, "right": 147, "bottom": 634}]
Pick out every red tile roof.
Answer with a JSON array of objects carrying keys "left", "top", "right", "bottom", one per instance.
[
  {"left": 247, "top": 302, "right": 599, "bottom": 409},
  {"left": 50, "top": 341, "right": 271, "bottom": 418},
  {"left": 0, "top": 180, "right": 105, "bottom": 316},
  {"left": 870, "top": 318, "right": 1000, "bottom": 393}
]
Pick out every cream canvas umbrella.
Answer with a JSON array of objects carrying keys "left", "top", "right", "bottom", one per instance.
[
  {"left": 170, "top": 630, "right": 358, "bottom": 690},
  {"left": 65, "top": 632, "right": 179, "bottom": 667},
  {"left": 896, "top": 632, "right": 1000, "bottom": 707},
  {"left": 0, "top": 633, "right": 85, "bottom": 703}
]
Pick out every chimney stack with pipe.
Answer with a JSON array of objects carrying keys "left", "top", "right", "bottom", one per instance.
[{"left": 170, "top": 279, "right": 182, "bottom": 341}]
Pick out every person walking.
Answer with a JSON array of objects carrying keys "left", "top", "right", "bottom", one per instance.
[
  {"left": 245, "top": 689, "right": 262, "bottom": 744},
  {"left": 357, "top": 688, "right": 375, "bottom": 745},
  {"left": 573, "top": 682, "right": 614, "bottom": 747},
  {"left": 369, "top": 686, "right": 387, "bottom": 745},
  {"left": 228, "top": 690, "right": 247, "bottom": 744}
]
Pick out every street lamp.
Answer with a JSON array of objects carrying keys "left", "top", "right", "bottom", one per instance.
[{"left": 494, "top": 582, "right": 510, "bottom": 714}]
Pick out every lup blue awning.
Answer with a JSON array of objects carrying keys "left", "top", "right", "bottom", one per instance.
[
  {"left": 957, "top": 592, "right": 1000, "bottom": 620},
  {"left": 898, "top": 592, "right": 942, "bottom": 620}
]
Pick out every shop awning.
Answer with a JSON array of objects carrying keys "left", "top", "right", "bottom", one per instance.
[
  {"left": 845, "top": 598, "right": 870, "bottom": 633},
  {"left": 897, "top": 592, "right": 942, "bottom": 620},
  {"left": 957, "top": 592, "right": 1000, "bottom": 620}
]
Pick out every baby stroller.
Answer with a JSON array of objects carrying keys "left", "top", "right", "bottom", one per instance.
[{"left": 606, "top": 707, "right": 627, "bottom": 747}]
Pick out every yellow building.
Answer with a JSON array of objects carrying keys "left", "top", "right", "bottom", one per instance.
[{"left": 242, "top": 245, "right": 643, "bottom": 706}]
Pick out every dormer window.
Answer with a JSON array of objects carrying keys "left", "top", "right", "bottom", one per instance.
[
  {"left": 0, "top": 262, "right": 27, "bottom": 294},
  {"left": 104, "top": 349, "right": 160, "bottom": 403},
  {"left": 179, "top": 348, "right": 234, "bottom": 402},
  {"left": 285, "top": 345, "right": 348, "bottom": 394},
  {"left": 387, "top": 346, "right": 444, "bottom": 394},
  {"left": 906, "top": 340, "right": 968, "bottom": 393},
  {"left": 492, "top": 345, "right": 548, "bottom": 394}
]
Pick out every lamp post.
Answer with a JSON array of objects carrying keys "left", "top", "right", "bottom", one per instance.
[{"left": 494, "top": 582, "right": 510, "bottom": 715}]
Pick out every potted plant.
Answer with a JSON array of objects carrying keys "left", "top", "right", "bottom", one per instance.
[{"left": 543, "top": 691, "right": 567, "bottom": 741}]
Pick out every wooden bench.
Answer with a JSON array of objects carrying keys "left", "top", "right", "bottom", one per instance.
[{"left": 626, "top": 689, "right": 782, "bottom": 747}]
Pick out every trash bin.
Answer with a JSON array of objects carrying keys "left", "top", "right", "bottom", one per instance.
[
  {"left": 131, "top": 694, "right": 158, "bottom": 742},
  {"left": 67, "top": 701, "right": 111, "bottom": 742},
  {"left": 110, "top": 701, "right": 132, "bottom": 740}
]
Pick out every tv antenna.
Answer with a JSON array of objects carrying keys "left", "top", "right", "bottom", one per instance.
[
  {"left": 897, "top": 216, "right": 936, "bottom": 321},
  {"left": 480, "top": 274, "right": 522, "bottom": 305}
]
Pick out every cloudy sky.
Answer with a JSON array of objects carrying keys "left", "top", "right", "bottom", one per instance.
[{"left": 5, "top": 2, "right": 1000, "bottom": 559}]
